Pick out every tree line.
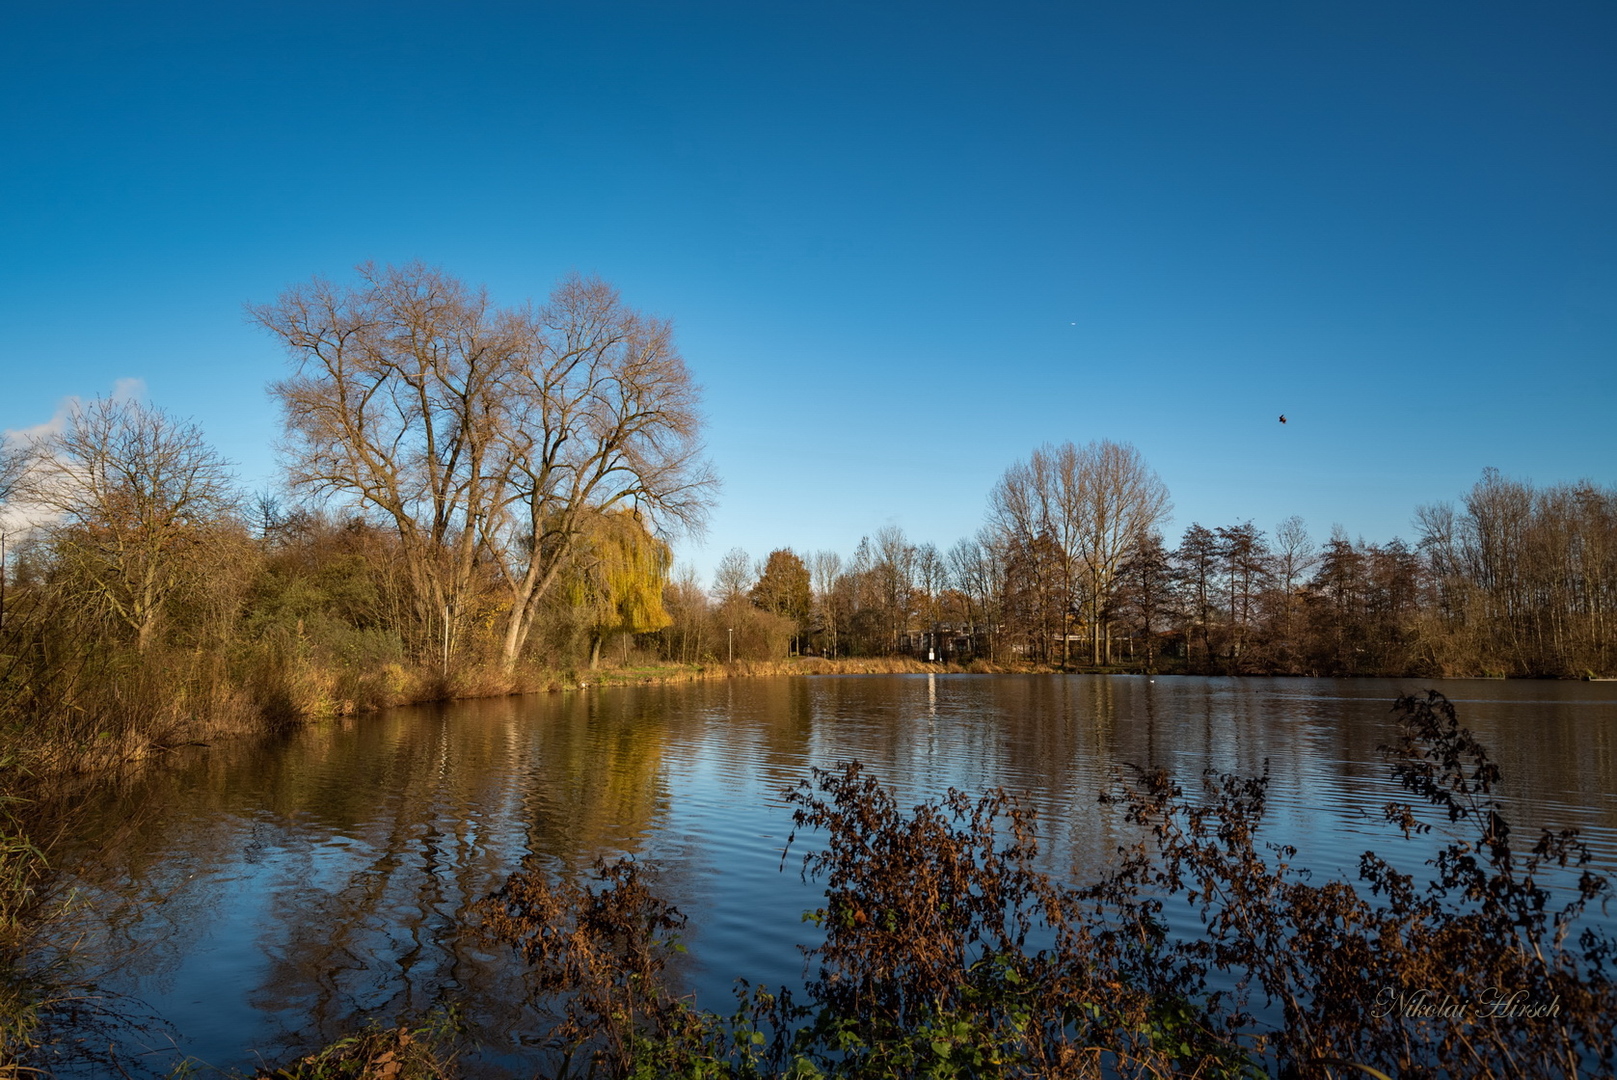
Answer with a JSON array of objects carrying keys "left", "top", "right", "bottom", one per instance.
[
  {"left": 692, "top": 458, "right": 1617, "bottom": 679},
  {"left": 2, "top": 263, "right": 1613, "bottom": 755}
]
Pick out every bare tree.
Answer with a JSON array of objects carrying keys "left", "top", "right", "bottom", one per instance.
[
  {"left": 18, "top": 397, "right": 238, "bottom": 652},
  {"left": 1272, "top": 515, "right": 1318, "bottom": 654},
  {"left": 254, "top": 263, "right": 715, "bottom": 670},
  {"left": 252, "top": 262, "right": 518, "bottom": 662},
  {"left": 661, "top": 562, "right": 711, "bottom": 664},
  {"left": 947, "top": 530, "right": 1005, "bottom": 662},
  {"left": 809, "top": 550, "right": 843, "bottom": 657},
  {"left": 992, "top": 440, "right": 1169, "bottom": 666},
  {"left": 495, "top": 274, "right": 715, "bottom": 666},
  {"left": 252, "top": 488, "right": 285, "bottom": 542},
  {"left": 1069, "top": 440, "right": 1171, "bottom": 664},
  {"left": 1273, "top": 516, "right": 1317, "bottom": 597},
  {"left": 872, "top": 526, "right": 917, "bottom": 653},
  {"left": 712, "top": 547, "right": 754, "bottom": 605},
  {"left": 989, "top": 452, "right": 1062, "bottom": 662},
  {"left": 914, "top": 541, "right": 946, "bottom": 657},
  {"left": 1417, "top": 472, "right": 1617, "bottom": 676}
]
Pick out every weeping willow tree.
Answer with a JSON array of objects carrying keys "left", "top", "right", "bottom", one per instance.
[{"left": 559, "top": 509, "right": 672, "bottom": 669}]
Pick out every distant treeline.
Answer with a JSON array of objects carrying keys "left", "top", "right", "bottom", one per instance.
[
  {"left": 683, "top": 461, "right": 1617, "bottom": 680},
  {"left": 2, "top": 417, "right": 1614, "bottom": 781}
]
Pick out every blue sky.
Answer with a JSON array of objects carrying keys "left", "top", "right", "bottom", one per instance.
[{"left": 4, "top": 1, "right": 1613, "bottom": 580}]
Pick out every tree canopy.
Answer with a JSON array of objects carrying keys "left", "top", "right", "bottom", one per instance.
[{"left": 749, "top": 548, "right": 812, "bottom": 627}]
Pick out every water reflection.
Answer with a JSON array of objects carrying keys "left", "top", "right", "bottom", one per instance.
[{"left": 53, "top": 675, "right": 1617, "bottom": 1075}]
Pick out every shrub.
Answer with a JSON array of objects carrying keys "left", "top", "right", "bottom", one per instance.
[{"left": 473, "top": 692, "right": 1616, "bottom": 1078}]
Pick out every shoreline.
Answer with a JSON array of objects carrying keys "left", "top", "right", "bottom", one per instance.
[{"left": 454, "top": 657, "right": 1617, "bottom": 703}]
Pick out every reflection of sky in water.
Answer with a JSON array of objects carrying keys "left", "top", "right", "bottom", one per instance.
[{"left": 51, "top": 676, "right": 1617, "bottom": 1076}]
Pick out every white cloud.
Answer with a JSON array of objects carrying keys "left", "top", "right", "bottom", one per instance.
[
  {"left": 1, "top": 377, "right": 147, "bottom": 449},
  {"left": 3, "top": 397, "right": 76, "bottom": 448},
  {"left": 110, "top": 376, "right": 147, "bottom": 403}
]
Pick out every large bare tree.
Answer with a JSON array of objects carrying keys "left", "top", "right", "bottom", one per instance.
[
  {"left": 254, "top": 263, "right": 714, "bottom": 669},
  {"left": 495, "top": 274, "right": 714, "bottom": 664},
  {"left": 1064, "top": 439, "right": 1171, "bottom": 664},
  {"left": 253, "top": 262, "right": 517, "bottom": 660}
]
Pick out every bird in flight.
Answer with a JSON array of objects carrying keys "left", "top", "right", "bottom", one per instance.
[{"left": 1278, "top": 414, "right": 1288, "bottom": 424}]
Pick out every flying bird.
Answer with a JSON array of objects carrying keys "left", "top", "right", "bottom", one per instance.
[{"left": 1278, "top": 414, "right": 1287, "bottom": 424}]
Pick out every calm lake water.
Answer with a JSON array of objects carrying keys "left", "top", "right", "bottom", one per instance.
[{"left": 52, "top": 675, "right": 1617, "bottom": 1075}]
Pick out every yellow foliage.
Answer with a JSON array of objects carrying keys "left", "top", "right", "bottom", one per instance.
[{"left": 560, "top": 509, "right": 673, "bottom": 636}]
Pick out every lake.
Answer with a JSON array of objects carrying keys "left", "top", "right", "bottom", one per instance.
[{"left": 50, "top": 675, "right": 1617, "bottom": 1076}]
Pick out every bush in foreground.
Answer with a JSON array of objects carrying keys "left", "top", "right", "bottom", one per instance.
[{"left": 468, "top": 692, "right": 1615, "bottom": 1078}]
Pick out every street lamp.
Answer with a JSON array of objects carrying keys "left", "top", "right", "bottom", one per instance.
[{"left": 728, "top": 627, "right": 734, "bottom": 664}]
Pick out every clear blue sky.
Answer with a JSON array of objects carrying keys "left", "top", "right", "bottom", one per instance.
[{"left": 4, "top": 1, "right": 1613, "bottom": 581}]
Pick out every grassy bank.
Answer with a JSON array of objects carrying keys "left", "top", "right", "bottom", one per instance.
[
  {"left": 577, "top": 655, "right": 1011, "bottom": 685},
  {"left": 247, "top": 654, "right": 1026, "bottom": 720}
]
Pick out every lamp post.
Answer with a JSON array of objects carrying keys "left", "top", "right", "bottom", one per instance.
[{"left": 728, "top": 627, "right": 734, "bottom": 664}]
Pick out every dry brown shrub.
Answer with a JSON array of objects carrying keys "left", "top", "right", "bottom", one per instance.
[
  {"left": 472, "top": 857, "right": 697, "bottom": 1076},
  {"left": 473, "top": 692, "right": 1615, "bottom": 1079}
]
